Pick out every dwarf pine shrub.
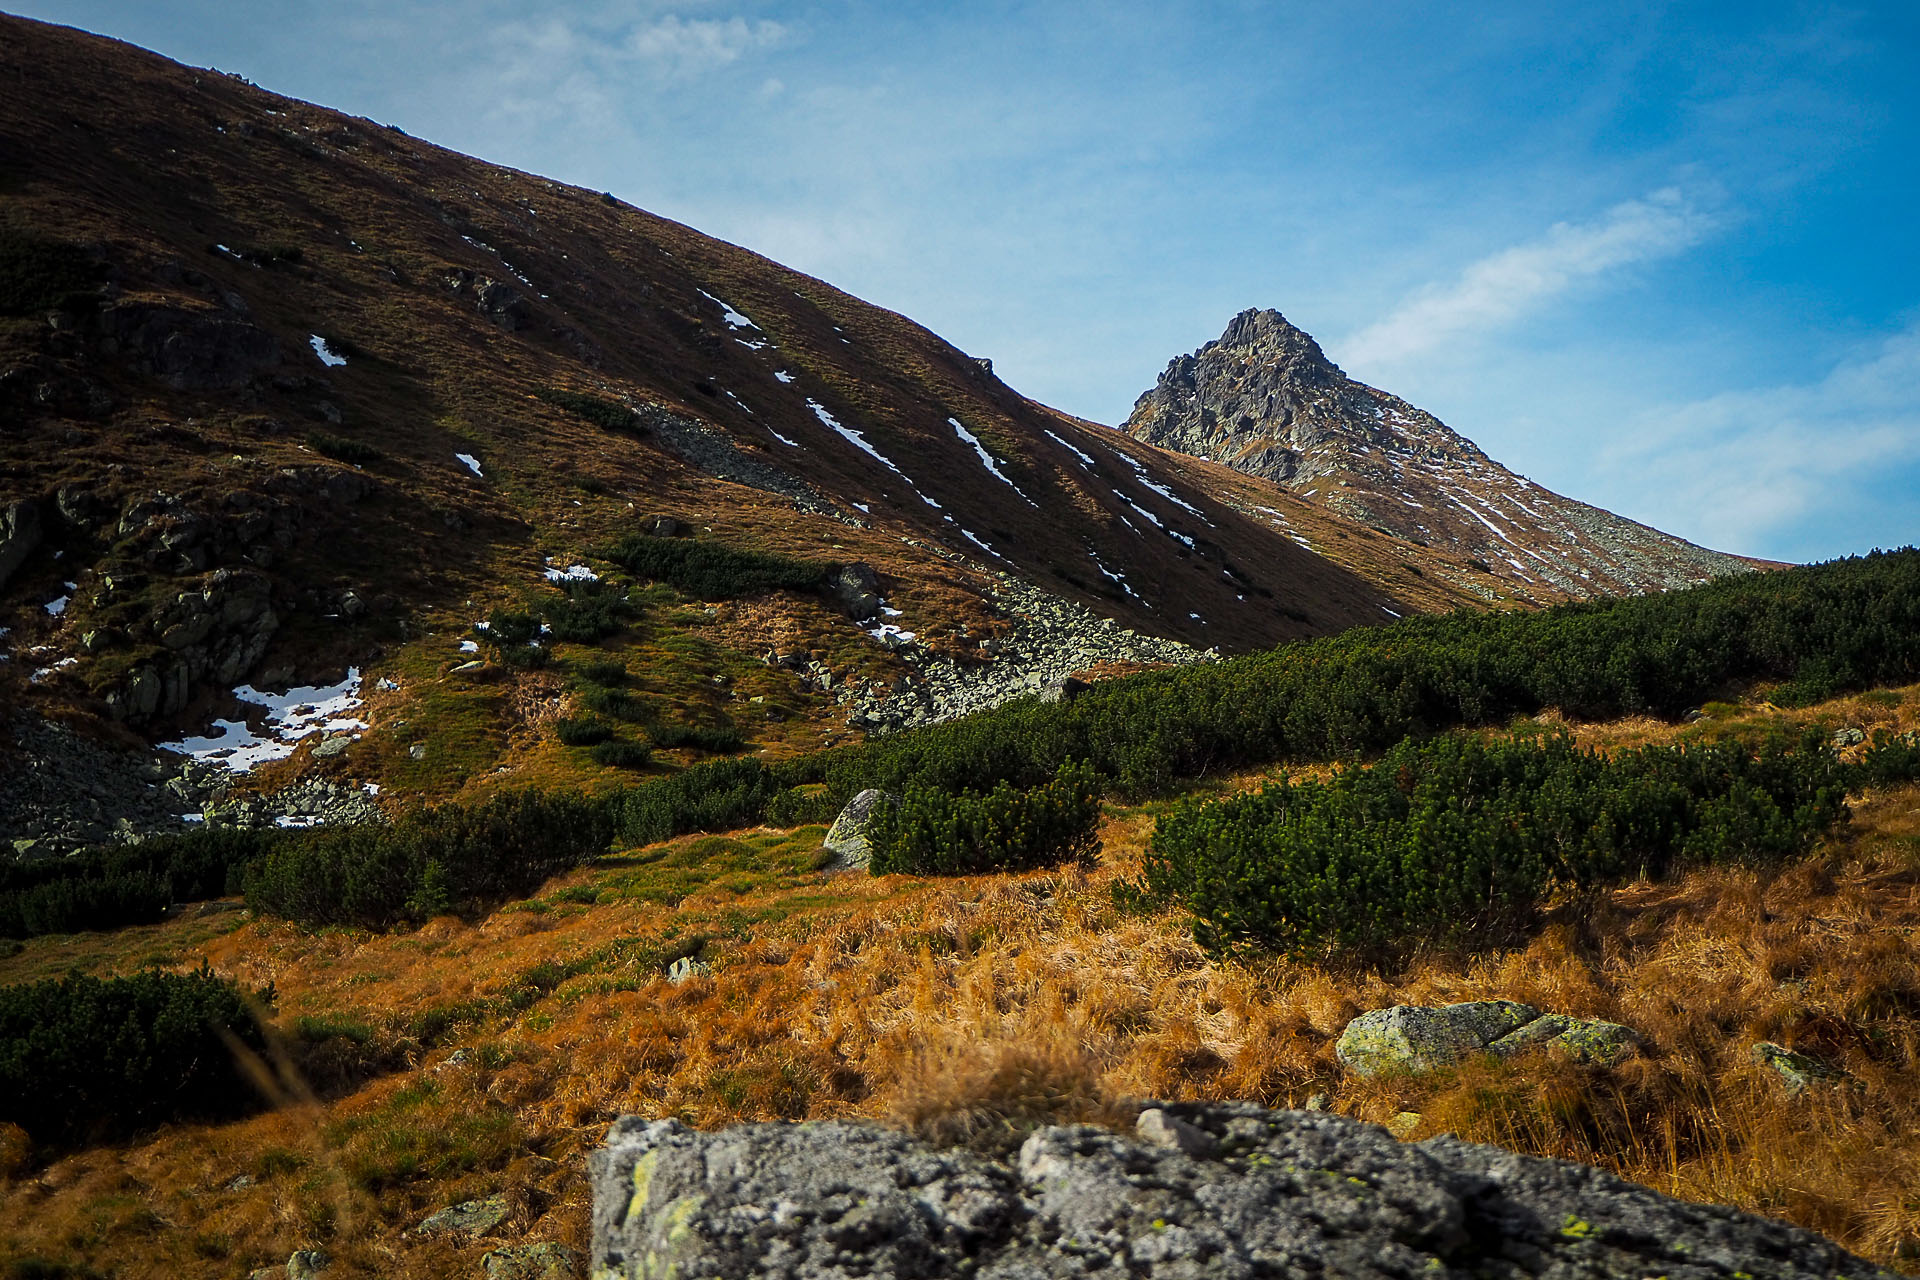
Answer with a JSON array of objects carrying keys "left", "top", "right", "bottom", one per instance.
[
  {"left": 868, "top": 761, "right": 1102, "bottom": 876},
  {"left": 604, "top": 534, "right": 827, "bottom": 599},
  {"left": 1141, "top": 729, "right": 1852, "bottom": 958},
  {"left": 0, "top": 964, "right": 269, "bottom": 1144},
  {"left": 0, "top": 827, "right": 279, "bottom": 939}
]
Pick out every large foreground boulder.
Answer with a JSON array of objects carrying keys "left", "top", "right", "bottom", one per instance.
[
  {"left": 589, "top": 1102, "right": 1890, "bottom": 1279},
  {"left": 821, "top": 788, "right": 899, "bottom": 871}
]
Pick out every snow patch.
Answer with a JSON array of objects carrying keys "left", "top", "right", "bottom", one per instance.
[
  {"left": 773, "top": 370, "right": 796, "bottom": 384},
  {"left": 1043, "top": 428, "right": 1097, "bottom": 468},
  {"left": 158, "top": 669, "right": 368, "bottom": 774},
  {"left": 543, "top": 562, "right": 599, "bottom": 583},
  {"left": 455, "top": 452, "right": 484, "bottom": 478},
  {"left": 309, "top": 334, "right": 347, "bottom": 367},
  {"left": 949, "top": 417, "right": 1032, "bottom": 503}
]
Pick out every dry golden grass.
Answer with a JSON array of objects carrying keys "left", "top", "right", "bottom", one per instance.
[{"left": 3, "top": 689, "right": 1919, "bottom": 1276}]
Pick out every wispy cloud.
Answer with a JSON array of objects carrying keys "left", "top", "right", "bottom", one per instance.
[
  {"left": 627, "top": 15, "right": 787, "bottom": 78},
  {"left": 1341, "top": 189, "right": 1720, "bottom": 368},
  {"left": 1595, "top": 321, "right": 1920, "bottom": 558}
]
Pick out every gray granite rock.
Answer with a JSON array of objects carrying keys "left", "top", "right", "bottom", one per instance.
[
  {"left": 1338, "top": 1002, "right": 1640, "bottom": 1077},
  {"left": 822, "top": 788, "right": 899, "bottom": 871},
  {"left": 589, "top": 1102, "right": 1892, "bottom": 1278}
]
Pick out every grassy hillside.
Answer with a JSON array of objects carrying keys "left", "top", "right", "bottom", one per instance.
[{"left": 1, "top": 682, "right": 1917, "bottom": 1276}]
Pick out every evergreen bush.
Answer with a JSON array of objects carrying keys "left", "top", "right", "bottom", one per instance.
[
  {"left": 603, "top": 534, "right": 827, "bottom": 599},
  {"left": 0, "top": 965, "right": 269, "bottom": 1144},
  {"left": 1140, "top": 729, "right": 1852, "bottom": 958},
  {"left": 868, "top": 760, "right": 1102, "bottom": 876}
]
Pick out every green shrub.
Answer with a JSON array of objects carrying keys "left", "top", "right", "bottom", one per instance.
[
  {"left": 544, "top": 583, "right": 635, "bottom": 644},
  {"left": 575, "top": 659, "right": 630, "bottom": 687},
  {"left": 647, "top": 721, "right": 746, "bottom": 753},
  {"left": 0, "top": 828, "right": 279, "bottom": 939},
  {"left": 0, "top": 964, "right": 269, "bottom": 1144},
  {"left": 603, "top": 534, "right": 827, "bottom": 599},
  {"left": 591, "top": 741, "right": 654, "bottom": 770},
  {"left": 869, "top": 761, "right": 1102, "bottom": 876},
  {"left": 554, "top": 716, "right": 614, "bottom": 747},
  {"left": 615, "top": 757, "right": 784, "bottom": 847},
  {"left": 305, "top": 432, "right": 384, "bottom": 465},
  {"left": 579, "top": 686, "right": 649, "bottom": 721},
  {"left": 244, "top": 790, "right": 612, "bottom": 928},
  {"left": 0, "top": 230, "right": 100, "bottom": 315},
  {"left": 1139, "top": 729, "right": 1851, "bottom": 959},
  {"left": 477, "top": 610, "right": 549, "bottom": 669},
  {"left": 535, "top": 387, "right": 644, "bottom": 434}
]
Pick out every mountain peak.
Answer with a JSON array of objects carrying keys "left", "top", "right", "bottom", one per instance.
[{"left": 1126, "top": 309, "right": 1762, "bottom": 598}]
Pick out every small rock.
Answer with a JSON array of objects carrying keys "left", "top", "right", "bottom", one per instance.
[
  {"left": 1486, "top": 1013, "right": 1640, "bottom": 1065},
  {"left": 482, "top": 1242, "right": 582, "bottom": 1280},
  {"left": 821, "top": 788, "right": 900, "bottom": 871},
  {"left": 667, "top": 956, "right": 712, "bottom": 984},
  {"left": 1039, "top": 675, "right": 1089, "bottom": 704},
  {"left": 224, "top": 1173, "right": 256, "bottom": 1191},
  {"left": 310, "top": 734, "right": 353, "bottom": 759},
  {"left": 1832, "top": 726, "right": 1867, "bottom": 748},
  {"left": 1752, "top": 1042, "right": 1847, "bottom": 1095},
  {"left": 1302, "top": 1093, "right": 1330, "bottom": 1112},
  {"left": 412, "top": 1195, "right": 509, "bottom": 1238},
  {"left": 247, "top": 1267, "right": 285, "bottom": 1280},
  {"left": 1135, "top": 1106, "right": 1217, "bottom": 1157},
  {"left": 408, "top": 742, "right": 428, "bottom": 760},
  {"left": 286, "top": 1249, "right": 331, "bottom": 1280},
  {"left": 1387, "top": 1111, "right": 1423, "bottom": 1138}
]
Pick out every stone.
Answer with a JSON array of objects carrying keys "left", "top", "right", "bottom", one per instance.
[
  {"left": 1335, "top": 1001, "right": 1539, "bottom": 1076},
  {"left": 1135, "top": 1106, "right": 1216, "bottom": 1156},
  {"left": 666, "top": 956, "right": 712, "bottom": 983},
  {"left": 1337, "top": 1002, "right": 1640, "bottom": 1077},
  {"left": 310, "top": 734, "right": 353, "bottom": 759},
  {"left": 1752, "top": 1042, "right": 1848, "bottom": 1095},
  {"left": 822, "top": 788, "right": 900, "bottom": 871},
  {"left": 1832, "top": 726, "right": 1867, "bottom": 748},
  {"left": 482, "top": 1242, "right": 582, "bottom": 1280},
  {"left": 829, "top": 562, "right": 881, "bottom": 620},
  {"left": 1486, "top": 1012, "right": 1640, "bottom": 1065},
  {"left": 1039, "top": 675, "right": 1089, "bottom": 704},
  {"left": 0, "top": 498, "right": 43, "bottom": 591},
  {"left": 412, "top": 1195, "right": 509, "bottom": 1238},
  {"left": 285, "top": 1249, "right": 330, "bottom": 1279},
  {"left": 641, "top": 514, "right": 684, "bottom": 538},
  {"left": 589, "top": 1103, "right": 1895, "bottom": 1279}
]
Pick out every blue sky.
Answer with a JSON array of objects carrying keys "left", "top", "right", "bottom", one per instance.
[{"left": 15, "top": 1, "right": 1919, "bottom": 562}]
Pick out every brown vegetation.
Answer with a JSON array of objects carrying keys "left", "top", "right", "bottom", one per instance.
[{"left": 1, "top": 687, "right": 1918, "bottom": 1275}]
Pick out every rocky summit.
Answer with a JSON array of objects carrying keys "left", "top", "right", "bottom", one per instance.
[
  {"left": 590, "top": 1102, "right": 1893, "bottom": 1279},
  {"left": 1125, "top": 308, "right": 1764, "bottom": 599}
]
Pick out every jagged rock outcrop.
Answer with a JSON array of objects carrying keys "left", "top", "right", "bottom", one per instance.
[
  {"left": 1126, "top": 308, "right": 1759, "bottom": 598},
  {"left": 589, "top": 1102, "right": 1893, "bottom": 1278}
]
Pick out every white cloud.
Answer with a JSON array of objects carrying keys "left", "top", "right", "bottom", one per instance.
[
  {"left": 628, "top": 15, "right": 786, "bottom": 77},
  {"left": 1594, "top": 321, "right": 1920, "bottom": 557},
  {"left": 1341, "top": 189, "right": 1719, "bottom": 368}
]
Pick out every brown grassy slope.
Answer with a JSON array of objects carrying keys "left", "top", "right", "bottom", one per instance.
[
  {"left": 2, "top": 685, "right": 1919, "bottom": 1276},
  {"left": 0, "top": 11, "right": 1461, "bottom": 713}
]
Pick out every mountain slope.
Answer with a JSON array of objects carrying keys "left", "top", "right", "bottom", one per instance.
[{"left": 1125, "top": 308, "right": 1766, "bottom": 600}]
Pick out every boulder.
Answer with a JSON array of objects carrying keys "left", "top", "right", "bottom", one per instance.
[
  {"left": 101, "top": 302, "right": 280, "bottom": 390},
  {"left": 1752, "top": 1042, "right": 1848, "bottom": 1095},
  {"left": 1039, "top": 675, "right": 1089, "bottom": 704},
  {"left": 482, "top": 1243, "right": 581, "bottom": 1280},
  {"left": 1336, "top": 1001, "right": 1539, "bottom": 1076},
  {"left": 0, "top": 498, "right": 42, "bottom": 592},
  {"left": 588, "top": 1103, "right": 1894, "bottom": 1279},
  {"left": 285, "top": 1249, "right": 331, "bottom": 1280},
  {"left": 829, "top": 562, "right": 881, "bottom": 620},
  {"left": 666, "top": 956, "right": 712, "bottom": 984},
  {"left": 1336, "top": 1002, "right": 1639, "bottom": 1077},
  {"left": 822, "top": 788, "right": 899, "bottom": 871},
  {"left": 411, "top": 1195, "right": 509, "bottom": 1238}
]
